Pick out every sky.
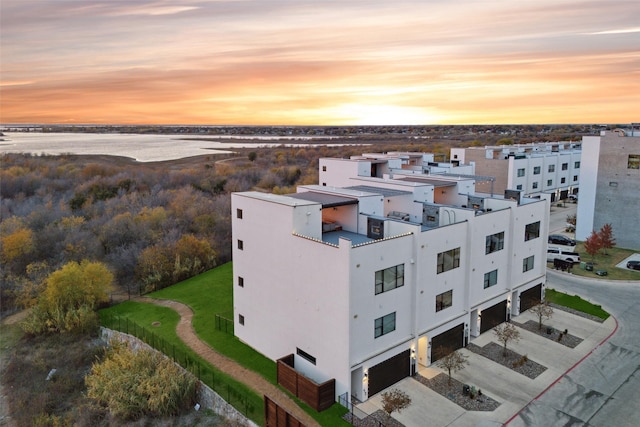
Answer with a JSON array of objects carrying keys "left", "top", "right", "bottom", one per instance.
[{"left": 1, "top": 1, "right": 639, "bottom": 126}]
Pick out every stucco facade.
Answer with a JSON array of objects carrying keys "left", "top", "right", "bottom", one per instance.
[
  {"left": 576, "top": 130, "right": 640, "bottom": 249},
  {"left": 232, "top": 155, "right": 549, "bottom": 404}
]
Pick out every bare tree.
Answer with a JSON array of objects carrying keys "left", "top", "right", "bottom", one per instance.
[
  {"left": 530, "top": 301, "right": 554, "bottom": 330},
  {"left": 437, "top": 349, "right": 469, "bottom": 385},
  {"left": 380, "top": 388, "right": 412, "bottom": 421},
  {"left": 494, "top": 323, "right": 521, "bottom": 357}
]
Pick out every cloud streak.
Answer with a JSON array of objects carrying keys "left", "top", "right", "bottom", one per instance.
[{"left": 1, "top": 0, "right": 638, "bottom": 124}]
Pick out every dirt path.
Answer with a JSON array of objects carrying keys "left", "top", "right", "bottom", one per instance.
[{"left": 133, "top": 297, "right": 320, "bottom": 427}]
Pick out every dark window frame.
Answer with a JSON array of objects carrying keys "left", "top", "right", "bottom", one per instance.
[
  {"left": 238, "top": 276, "right": 244, "bottom": 287},
  {"left": 236, "top": 208, "right": 243, "bottom": 219},
  {"left": 525, "top": 221, "right": 540, "bottom": 241},
  {"left": 239, "top": 314, "right": 245, "bottom": 325},
  {"left": 437, "top": 247, "right": 461, "bottom": 274},
  {"left": 523, "top": 255, "right": 535, "bottom": 272},
  {"left": 237, "top": 240, "right": 244, "bottom": 250},
  {"left": 375, "top": 264, "right": 405, "bottom": 295},
  {"left": 296, "top": 348, "right": 317, "bottom": 365},
  {"left": 435, "top": 290, "right": 453, "bottom": 312},
  {"left": 628, "top": 154, "right": 640, "bottom": 170},
  {"left": 374, "top": 312, "right": 396, "bottom": 338},
  {"left": 484, "top": 269, "right": 498, "bottom": 288},
  {"left": 485, "top": 231, "right": 505, "bottom": 254}
]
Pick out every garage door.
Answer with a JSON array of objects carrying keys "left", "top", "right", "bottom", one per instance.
[
  {"left": 520, "top": 284, "right": 542, "bottom": 313},
  {"left": 431, "top": 323, "right": 464, "bottom": 363},
  {"left": 480, "top": 300, "right": 507, "bottom": 333},
  {"left": 368, "top": 349, "right": 410, "bottom": 396}
]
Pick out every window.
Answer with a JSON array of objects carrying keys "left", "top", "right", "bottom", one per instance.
[
  {"left": 484, "top": 269, "right": 498, "bottom": 288},
  {"left": 561, "top": 163, "right": 568, "bottom": 171},
  {"left": 238, "top": 314, "right": 245, "bottom": 325},
  {"left": 237, "top": 240, "right": 244, "bottom": 250},
  {"left": 533, "top": 166, "right": 541, "bottom": 175},
  {"left": 236, "top": 208, "right": 243, "bottom": 219},
  {"left": 523, "top": 256, "right": 534, "bottom": 272},
  {"left": 628, "top": 154, "right": 640, "bottom": 170},
  {"left": 322, "top": 165, "right": 327, "bottom": 172},
  {"left": 548, "top": 165, "right": 555, "bottom": 173},
  {"left": 374, "top": 312, "right": 396, "bottom": 338},
  {"left": 547, "top": 179, "right": 553, "bottom": 186},
  {"left": 525, "top": 221, "right": 540, "bottom": 241},
  {"left": 561, "top": 177, "right": 566, "bottom": 184},
  {"left": 574, "top": 161, "right": 581, "bottom": 169},
  {"left": 517, "top": 168, "right": 525, "bottom": 177},
  {"left": 437, "top": 247, "right": 461, "bottom": 274},
  {"left": 297, "top": 348, "right": 316, "bottom": 365},
  {"left": 238, "top": 276, "right": 244, "bottom": 287},
  {"left": 532, "top": 182, "right": 538, "bottom": 189},
  {"left": 516, "top": 184, "right": 523, "bottom": 190},
  {"left": 375, "top": 264, "right": 405, "bottom": 295},
  {"left": 485, "top": 231, "right": 505, "bottom": 254},
  {"left": 436, "top": 290, "right": 453, "bottom": 312}
]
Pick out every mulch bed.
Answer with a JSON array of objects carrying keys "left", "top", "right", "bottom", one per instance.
[
  {"left": 512, "top": 320, "right": 583, "bottom": 348},
  {"left": 414, "top": 373, "right": 500, "bottom": 411},
  {"left": 466, "top": 342, "right": 547, "bottom": 379}
]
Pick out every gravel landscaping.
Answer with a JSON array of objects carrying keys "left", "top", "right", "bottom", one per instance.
[
  {"left": 466, "top": 342, "right": 547, "bottom": 379},
  {"left": 512, "top": 319, "right": 583, "bottom": 348},
  {"left": 344, "top": 409, "right": 405, "bottom": 427},
  {"left": 414, "top": 373, "right": 500, "bottom": 411}
]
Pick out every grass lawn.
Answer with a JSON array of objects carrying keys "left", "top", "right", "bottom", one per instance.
[
  {"left": 102, "top": 263, "right": 350, "bottom": 426},
  {"left": 100, "top": 300, "right": 265, "bottom": 425},
  {"left": 545, "top": 288, "right": 609, "bottom": 320},
  {"left": 552, "top": 244, "right": 640, "bottom": 280}
]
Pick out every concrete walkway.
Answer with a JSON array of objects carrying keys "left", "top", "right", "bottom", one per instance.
[
  {"left": 133, "top": 297, "right": 321, "bottom": 427},
  {"left": 359, "top": 308, "right": 616, "bottom": 427}
]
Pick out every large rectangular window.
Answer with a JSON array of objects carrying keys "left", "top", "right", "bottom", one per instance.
[
  {"left": 574, "top": 161, "right": 581, "bottom": 169},
  {"left": 436, "top": 290, "right": 453, "bottom": 312},
  {"left": 532, "top": 182, "right": 539, "bottom": 189},
  {"left": 375, "top": 264, "right": 405, "bottom": 295},
  {"left": 628, "top": 154, "right": 640, "bottom": 170},
  {"left": 485, "top": 232, "right": 505, "bottom": 254},
  {"left": 533, "top": 166, "right": 541, "bottom": 175},
  {"left": 525, "top": 221, "right": 540, "bottom": 241},
  {"left": 548, "top": 165, "right": 555, "bottom": 173},
  {"left": 517, "top": 168, "right": 525, "bottom": 177},
  {"left": 484, "top": 269, "right": 498, "bottom": 288},
  {"left": 374, "top": 312, "right": 396, "bottom": 338},
  {"left": 523, "top": 256, "right": 535, "bottom": 272},
  {"left": 437, "top": 247, "right": 461, "bottom": 274},
  {"left": 561, "top": 163, "right": 568, "bottom": 171},
  {"left": 236, "top": 208, "right": 243, "bottom": 219},
  {"left": 547, "top": 179, "right": 553, "bottom": 186}
]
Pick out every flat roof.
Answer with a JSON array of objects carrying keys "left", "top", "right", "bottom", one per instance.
[
  {"left": 321, "top": 229, "right": 374, "bottom": 245},
  {"left": 345, "top": 185, "right": 412, "bottom": 198},
  {"left": 288, "top": 191, "right": 359, "bottom": 208},
  {"left": 394, "top": 177, "right": 458, "bottom": 188}
]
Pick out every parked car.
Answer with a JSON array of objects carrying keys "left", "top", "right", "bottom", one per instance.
[
  {"left": 627, "top": 260, "right": 640, "bottom": 271},
  {"left": 548, "top": 234, "right": 576, "bottom": 247},
  {"left": 568, "top": 195, "right": 578, "bottom": 202},
  {"left": 547, "top": 247, "right": 581, "bottom": 263}
]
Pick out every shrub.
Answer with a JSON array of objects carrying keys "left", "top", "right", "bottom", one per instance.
[{"left": 85, "top": 340, "right": 197, "bottom": 420}]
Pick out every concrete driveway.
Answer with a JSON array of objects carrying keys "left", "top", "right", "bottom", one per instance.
[{"left": 358, "top": 306, "right": 616, "bottom": 427}]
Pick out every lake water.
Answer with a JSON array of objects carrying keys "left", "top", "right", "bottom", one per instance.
[{"left": 0, "top": 132, "right": 358, "bottom": 162}]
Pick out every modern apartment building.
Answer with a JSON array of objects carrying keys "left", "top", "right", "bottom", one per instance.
[
  {"left": 231, "top": 154, "right": 548, "bottom": 404},
  {"left": 576, "top": 129, "right": 640, "bottom": 249},
  {"left": 450, "top": 143, "right": 581, "bottom": 200}
]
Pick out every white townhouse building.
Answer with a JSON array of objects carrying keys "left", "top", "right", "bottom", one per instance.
[
  {"left": 450, "top": 143, "right": 581, "bottom": 201},
  {"left": 231, "top": 156, "right": 549, "bottom": 405}
]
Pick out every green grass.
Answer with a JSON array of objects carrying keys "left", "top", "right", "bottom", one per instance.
[
  {"left": 545, "top": 288, "right": 610, "bottom": 320},
  {"left": 99, "top": 300, "right": 265, "bottom": 425},
  {"left": 555, "top": 244, "right": 640, "bottom": 280},
  {"left": 102, "top": 263, "right": 350, "bottom": 426}
]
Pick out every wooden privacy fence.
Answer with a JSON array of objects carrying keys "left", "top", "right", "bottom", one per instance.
[
  {"left": 276, "top": 354, "right": 335, "bottom": 412},
  {"left": 264, "top": 395, "right": 306, "bottom": 427}
]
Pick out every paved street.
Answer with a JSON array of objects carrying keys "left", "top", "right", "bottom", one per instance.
[{"left": 508, "top": 271, "right": 640, "bottom": 427}]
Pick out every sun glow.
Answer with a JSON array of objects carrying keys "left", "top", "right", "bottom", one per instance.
[{"left": 331, "top": 104, "right": 442, "bottom": 126}]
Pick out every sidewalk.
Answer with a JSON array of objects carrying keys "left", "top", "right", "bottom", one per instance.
[{"left": 359, "top": 308, "right": 616, "bottom": 427}]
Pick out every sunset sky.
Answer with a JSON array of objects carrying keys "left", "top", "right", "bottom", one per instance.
[{"left": 1, "top": 1, "right": 638, "bottom": 125}]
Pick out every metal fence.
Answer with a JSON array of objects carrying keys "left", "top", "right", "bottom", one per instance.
[
  {"left": 215, "top": 314, "right": 234, "bottom": 334},
  {"left": 101, "top": 314, "right": 260, "bottom": 422},
  {"left": 338, "top": 392, "right": 386, "bottom": 427}
]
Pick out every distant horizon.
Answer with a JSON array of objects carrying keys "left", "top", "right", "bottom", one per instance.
[{"left": 2, "top": 1, "right": 638, "bottom": 125}]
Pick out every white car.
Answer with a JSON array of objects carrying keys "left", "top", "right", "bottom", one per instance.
[{"left": 547, "top": 247, "right": 581, "bottom": 263}]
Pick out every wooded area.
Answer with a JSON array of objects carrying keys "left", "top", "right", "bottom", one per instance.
[{"left": 1, "top": 140, "right": 453, "bottom": 315}]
